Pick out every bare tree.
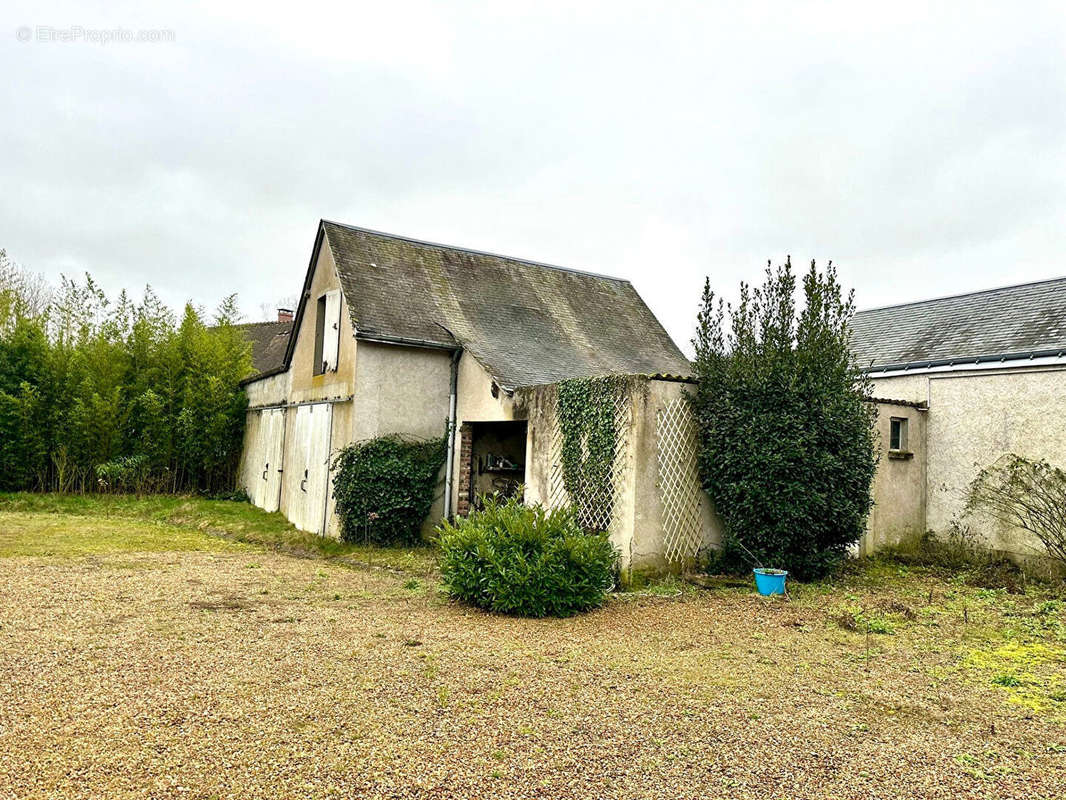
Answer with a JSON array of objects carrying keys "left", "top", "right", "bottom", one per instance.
[
  {"left": 966, "top": 454, "right": 1066, "bottom": 568},
  {"left": 0, "top": 248, "right": 52, "bottom": 324}
]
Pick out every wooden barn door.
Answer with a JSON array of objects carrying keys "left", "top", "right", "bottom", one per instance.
[
  {"left": 284, "top": 403, "right": 334, "bottom": 534},
  {"left": 256, "top": 408, "right": 286, "bottom": 513}
]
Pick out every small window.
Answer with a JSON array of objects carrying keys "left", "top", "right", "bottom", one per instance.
[
  {"left": 313, "top": 294, "right": 327, "bottom": 375},
  {"left": 890, "top": 417, "right": 908, "bottom": 451}
]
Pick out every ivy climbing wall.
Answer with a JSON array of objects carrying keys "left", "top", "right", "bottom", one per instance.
[
  {"left": 546, "top": 382, "right": 633, "bottom": 534},
  {"left": 521, "top": 375, "right": 721, "bottom": 579}
]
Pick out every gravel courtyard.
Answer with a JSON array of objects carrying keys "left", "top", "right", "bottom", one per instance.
[{"left": 0, "top": 502, "right": 1063, "bottom": 799}]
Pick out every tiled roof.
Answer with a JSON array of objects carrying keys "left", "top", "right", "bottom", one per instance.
[
  {"left": 234, "top": 321, "right": 292, "bottom": 375},
  {"left": 321, "top": 221, "right": 691, "bottom": 389},
  {"left": 852, "top": 276, "right": 1066, "bottom": 370}
]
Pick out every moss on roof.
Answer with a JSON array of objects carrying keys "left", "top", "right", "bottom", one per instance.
[
  {"left": 234, "top": 321, "right": 292, "bottom": 375},
  {"left": 322, "top": 221, "right": 691, "bottom": 389}
]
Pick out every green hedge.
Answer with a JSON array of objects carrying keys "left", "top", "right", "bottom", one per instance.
[
  {"left": 331, "top": 434, "right": 446, "bottom": 545},
  {"left": 692, "top": 258, "right": 878, "bottom": 579},
  {"left": 437, "top": 494, "right": 617, "bottom": 617}
]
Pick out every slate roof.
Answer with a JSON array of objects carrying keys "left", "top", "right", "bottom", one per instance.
[
  {"left": 235, "top": 321, "right": 293, "bottom": 376},
  {"left": 319, "top": 221, "right": 691, "bottom": 389},
  {"left": 852, "top": 276, "right": 1066, "bottom": 371}
]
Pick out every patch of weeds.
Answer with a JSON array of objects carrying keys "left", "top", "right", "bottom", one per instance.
[
  {"left": 403, "top": 579, "right": 421, "bottom": 591},
  {"left": 833, "top": 612, "right": 858, "bottom": 632},
  {"left": 188, "top": 596, "right": 255, "bottom": 612},
  {"left": 245, "top": 562, "right": 261, "bottom": 569},
  {"left": 965, "top": 641, "right": 1066, "bottom": 717},
  {"left": 1035, "top": 600, "right": 1062, "bottom": 616},
  {"left": 884, "top": 600, "right": 917, "bottom": 621},
  {"left": 866, "top": 617, "right": 895, "bottom": 635},
  {"left": 992, "top": 673, "right": 1023, "bottom": 687},
  {"left": 832, "top": 607, "right": 894, "bottom": 634}
]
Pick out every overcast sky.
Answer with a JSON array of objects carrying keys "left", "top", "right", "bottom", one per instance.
[{"left": 3, "top": 1, "right": 1064, "bottom": 354}]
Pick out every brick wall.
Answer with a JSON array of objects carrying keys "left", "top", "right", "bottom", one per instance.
[{"left": 456, "top": 423, "right": 473, "bottom": 517}]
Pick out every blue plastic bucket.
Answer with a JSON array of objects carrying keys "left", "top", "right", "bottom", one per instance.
[{"left": 753, "top": 568, "right": 788, "bottom": 596}]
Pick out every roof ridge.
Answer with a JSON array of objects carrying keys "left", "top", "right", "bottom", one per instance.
[
  {"left": 856, "top": 274, "right": 1066, "bottom": 315},
  {"left": 321, "top": 219, "right": 631, "bottom": 284}
]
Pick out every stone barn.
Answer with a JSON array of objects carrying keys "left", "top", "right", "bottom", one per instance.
[{"left": 236, "top": 220, "right": 694, "bottom": 576}]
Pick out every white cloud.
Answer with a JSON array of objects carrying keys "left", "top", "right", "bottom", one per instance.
[{"left": 2, "top": 1, "right": 1064, "bottom": 352}]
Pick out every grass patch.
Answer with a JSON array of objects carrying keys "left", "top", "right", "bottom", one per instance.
[
  {"left": 0, "top": 492, "right": 437, "bottom": 573},
  {"left": 965, "top": 641, "right": 1066, "bottom": 715},
  {"left": 0, "top": 511, "right": 241, "bottom": 557}
]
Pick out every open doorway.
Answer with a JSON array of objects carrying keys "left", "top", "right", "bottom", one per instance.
[{"left": 466, "top": 420, "right": 527, "bottom": 510}]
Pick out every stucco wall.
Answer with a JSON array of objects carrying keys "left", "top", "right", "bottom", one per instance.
[
  {"left": 349, "top": 341, "right": 453, "bottom": 538},
  {"left": 870, "top": 365, "right": 1066, "bottom": 560},
  {"left": 244, "top": 370, "right": 291, "bottom": 408},
  {"left": 518, "top": 377, "right": 719, "bottom": 582},
  {"left": 924, "top": 367, "right": 1066, "bottom": 558},
  {"left": 288, "top": 242, "right": 357, "bottom": 405},
  {"left": 627, "top": 379, "right": 721, "bottom": 575},
  {"left": 350, "top": 342, "right": 453, "bottom": 442},
  {"left": 867, "top": 373, "right": 929, "bottom": 405},
  {"left": 862, "top": 401, "right": 927, "bottom": 555}
]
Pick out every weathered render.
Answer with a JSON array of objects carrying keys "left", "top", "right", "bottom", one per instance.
[
  {"left": 855, "top": 277, "right": 1066, "bottom": 565},
  {"left": 520, "top": 376, "right": 721, "bottom": 580},
  {"left": 862, "top": 399, "right": 927, "bottom": 555},
  {"left": 237, "top": 220, "right": 689, "bottom": 542},
  {"left": 235, "top": 220, "right": 1066, "bottom": 571}
]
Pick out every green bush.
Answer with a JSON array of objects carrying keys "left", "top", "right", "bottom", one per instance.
[
  {"left": 692, "top": 257, "right": 878, "bottom": 579},
  {"left": 437, "top": 494, "right": 618, "bottom": 617},
  {"left": 95, "top": 454, "right": 152, "bottom": 494},
  {"left": 331, "top": 434, "right": 446, "bottom": 545}
]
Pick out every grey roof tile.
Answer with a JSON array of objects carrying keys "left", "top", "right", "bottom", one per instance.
[
  {"left": 852, "top": 276, "right": 1066, "bottom": 369},
  {"left": 321, "top": 221, "right": 691, "bottom": 388},
  {"left": 234, "top": 320, "right": 292, "bottom": 375}
]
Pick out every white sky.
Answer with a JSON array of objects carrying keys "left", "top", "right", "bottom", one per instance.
[{"left": 3, "top": 1, "right": 1065, "bottom": 354}]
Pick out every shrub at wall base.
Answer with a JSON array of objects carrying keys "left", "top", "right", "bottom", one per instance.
[
  {"left": 332, "top": 434, "right": 446, "bottom": 546},
  {"left": 437, "top": 494, "right": 618, "bottom": 617}
]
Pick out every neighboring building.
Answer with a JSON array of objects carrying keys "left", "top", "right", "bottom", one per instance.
[
  {"left": 234, "top": 315, "right": 292, "bottom": 375},
  {"left": 852, "top": 277, "right": 1066, "bottom": 563},
  {"left": 237, "top": 220, "right": 692, "bottom": 561}
]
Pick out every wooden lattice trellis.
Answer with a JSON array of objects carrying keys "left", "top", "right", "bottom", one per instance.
[
  {"left": 656, "top": 396, "right": 705, "bottom": 563},
  {"left": 546, "top": 390, "right": 632, "bottom": 533}
]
